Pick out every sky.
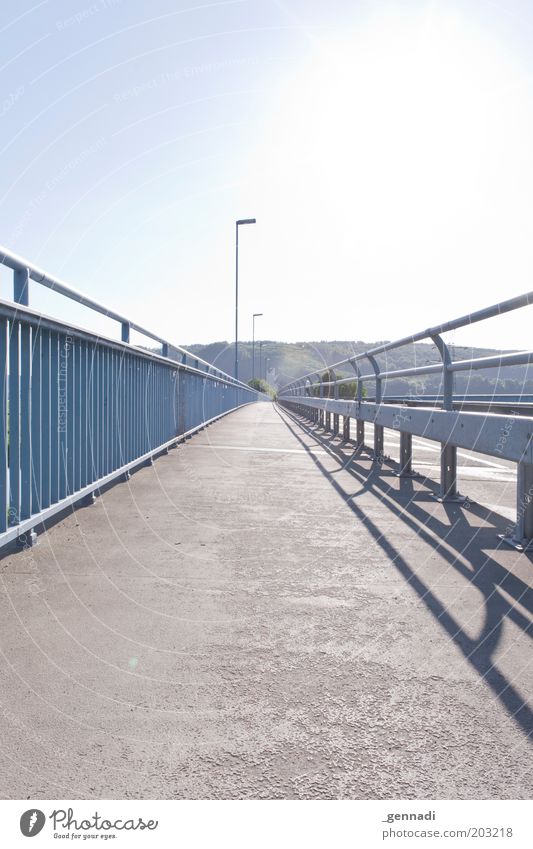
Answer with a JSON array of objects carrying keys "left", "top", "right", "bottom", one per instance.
[{"left": 1, "top": 0, "right": 533, "bottom": 351}]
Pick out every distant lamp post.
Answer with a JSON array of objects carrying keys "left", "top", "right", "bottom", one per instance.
[
  {"left": 235, "top": 218, "right": 256, "bottom": 381},
  {"left": 265, "top": 357, "right": 270, "bottom": 382},
  {"left": 252, "top": 312, "right": 263, "bottom": 382}
]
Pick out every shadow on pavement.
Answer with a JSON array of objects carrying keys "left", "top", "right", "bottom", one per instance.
[{"left": 276, "top": 403, "right": 533, "bottom": 740}]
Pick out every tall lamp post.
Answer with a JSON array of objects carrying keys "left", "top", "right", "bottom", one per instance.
[
  {"left": 252, "top": 313, "right": 263, "bottom": 382},
  {"left": 235, "top": 218, "right": 256, "bottom": 381}
]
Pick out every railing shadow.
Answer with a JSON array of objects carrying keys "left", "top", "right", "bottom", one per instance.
[{"left": 276, "top": 403, "right": 533, "bottom": 739}]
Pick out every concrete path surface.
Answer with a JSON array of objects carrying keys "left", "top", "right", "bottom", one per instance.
[{"left": 0, "top": 401, "right": 532, "bottom": 799}]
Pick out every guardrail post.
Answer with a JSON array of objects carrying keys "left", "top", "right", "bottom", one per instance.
[
  {"left": 374, "top": 420, "right": 384, "bottom": 461},
  {"left": 397, "top": 431, "right": 415, "bottom": 477},
  {"left": 367, "top": 354, "right": 383, "bottom": 463},
  {"left": 500, "top": 461, "right": 533, "bottom": 550},
  {"left": 14, "top": 267, "right": 30, "bottom": 306},
  {"left": 431, "top": 334, "right": 465, "bottom": 502},
  {"left": 318, "top": 377, "right": 324, "bottom": 427},
  {"left": 322, "top": 376, "right": 331, "bottom": 432},
  {"left": 333, "top": 381, "right": 339, "bottom": 435},
  {"left": 343, "top": 416, "right": 350, "bottom": 441},
  {"left": 121, "top": 322, "right": 130, "bottom": 343},
  {"left": 438, "top": 443, "right": 465, "bottom": 501},
  {"left": 350, "top": 360, "right": 364, "bottom": 450}
]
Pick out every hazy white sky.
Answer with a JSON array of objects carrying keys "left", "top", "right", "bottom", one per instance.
[{"left": 1, "top": 0, "right": 533, "bottom": 350}]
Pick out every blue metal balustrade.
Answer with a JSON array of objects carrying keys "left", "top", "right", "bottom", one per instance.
[{"left": 0, "top": 246, "right": 264, "bottom": 548}]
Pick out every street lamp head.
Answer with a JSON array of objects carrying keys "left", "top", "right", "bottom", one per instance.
[
  {"left": 236, "top": 218, "right": 256, "bottom": 226},
  {"left": 253, "top": 312, "right": 263, "bottom": 318}
]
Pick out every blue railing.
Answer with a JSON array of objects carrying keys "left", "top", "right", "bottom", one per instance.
[{"left": 0, "top": 245, "right": 264, "bottom": 548}]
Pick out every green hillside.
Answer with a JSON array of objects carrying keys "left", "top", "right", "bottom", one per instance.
[{"left": 183, "top": 340, "right": 533, "bottom": 396}]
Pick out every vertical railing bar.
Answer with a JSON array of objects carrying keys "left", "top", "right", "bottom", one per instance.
[
  {"left": 135, "top": 358, "right": 139, "bottom": 459},
  {"left": 41, "top": 329, "right": 51, "bottom": 510},
  {"left": 144, "top": 360, "right": 149, "bottom": 453},
  {"left": 51, "top": 332, "right": 60, "bottom": 504},
  {"left": 99, "top": 345, "right": 105, "bottom": 479},
  {"left": 0, "top": 318, "right": 8, "bottom": 533},
  {"left": 132, "top": 358, "right": 137, "bottom": 460},
  {"left": 132, "top": 355, "right": 135, "bottom": 459},
  {"left": 19, "top": 324, "right": 32, "bottom": 521},
  {"left": 160, "top": 366, "right": 164, "bottom": 443},
  {"left": 117, "top": 349, "right": 123, "bottom": 467},
  {"left": 156, "top": 365, "right": 160, "bottom": 446},
  {"left": 158, "top": 366, "right": 161, "bottom": 444},
  {"left": 66, "top": 332, "right": 74, "bottom": 496},
  {"left": 31, "top": 324, "right": 42, "bottom": 515},
  {"left": 113, "top": 349, "right": 118, "bottom": 470},
  {"left": 106, "top": 346, "right": 111, "bottom": 475},
  {"left": 126, "top": 354, "right": 131, "bottom": 462},
  {"left": 9, "top": 320, "right": 20, "bottom": 525},
  {"left": 74, "top": 339, "right": 81, "bottom": 493},
  {"left": 102, "top": 348, "right": 111, "bottom": 475},
  {"left": 152, "top": 361, "right": 156, "bottom": 451},
  {"left": 91, "top": 342, "right": 99, "bottom": 483},
  {"left": 110, "top": 347, "right": 115, "bottom": 471},
  {"left": 80, "top": 339, "right": 88, "bottom": 489},
  {"left": 152, "top": 361, "right": 156, "bottom": 450},
  {"left": 87, "top": 342, "right": 94, "bottom": 483},
  {"left": 102, "top": 347, "right": 108, "bottom": 475},
  {"left": 58, "top": 333, "right": 67, "bottom": 500},
  {"left": 122, "top": 350, "right": 127, "bottom": 467}
]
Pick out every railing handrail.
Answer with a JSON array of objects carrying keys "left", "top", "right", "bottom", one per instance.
[
  {"left": 0, "top": 243, "right": 247, "bottom": 390},
  {"left": 279, "top": 289, "right": 533, "bottom": 394},
  {"left": 0, "top": 297, "right": 255, "bottom": 393}
]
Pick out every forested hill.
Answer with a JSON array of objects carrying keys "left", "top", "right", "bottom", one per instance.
[{"left": 183, "top": 340, "right": 532, "bottom": 395}]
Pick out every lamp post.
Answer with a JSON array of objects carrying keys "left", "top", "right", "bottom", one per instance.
[
  {"left": 235, "top": 218, "right": 256, "bottom": 381},
  {"left": 252, "top": 312, "right": 263, "bottom": 382}
]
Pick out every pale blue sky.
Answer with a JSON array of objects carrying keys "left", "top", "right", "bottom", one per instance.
[{"left": 1, "top": 0, "right": 533, "bottom": 349}]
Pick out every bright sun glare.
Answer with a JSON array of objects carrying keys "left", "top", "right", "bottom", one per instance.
[{"left": 245, "top": 5, "right": 533, "bottom": 347}]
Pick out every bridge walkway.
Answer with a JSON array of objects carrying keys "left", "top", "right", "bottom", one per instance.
[{"left": 0, "top": 401, "right": 531, "bottom": 798}]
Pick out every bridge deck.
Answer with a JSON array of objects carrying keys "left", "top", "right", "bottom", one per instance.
[{"left": 0, "top": 401, "right": 531, "bottom": 799}]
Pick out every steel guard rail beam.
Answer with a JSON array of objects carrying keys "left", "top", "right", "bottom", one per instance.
[
  {"left": 278, "top": 289, "right": 533, "bottom": 552},
  {"left": 0, "top": 246, "right": 265, "bottom": 549}
]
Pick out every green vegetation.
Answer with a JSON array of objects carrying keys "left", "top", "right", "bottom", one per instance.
[
  {"left": 247, "top": 378, "right": 276, "bottom": 398},
  {"left": 182, "top": 340, "right": 532, "bottom": 396},
  {"left": 309, "top": 370, "right": 365, "bottom": 399}
]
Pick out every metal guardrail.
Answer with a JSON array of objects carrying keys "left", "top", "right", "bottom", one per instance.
[
  {"left": 278, "top": 291, "right": 533, "bottom": 551},
  {"left": 377, "top": 396, "right": 533, "bottom": 416},
  {"left": 0, "top": 245, "right": 264, "bottom": 549}
]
